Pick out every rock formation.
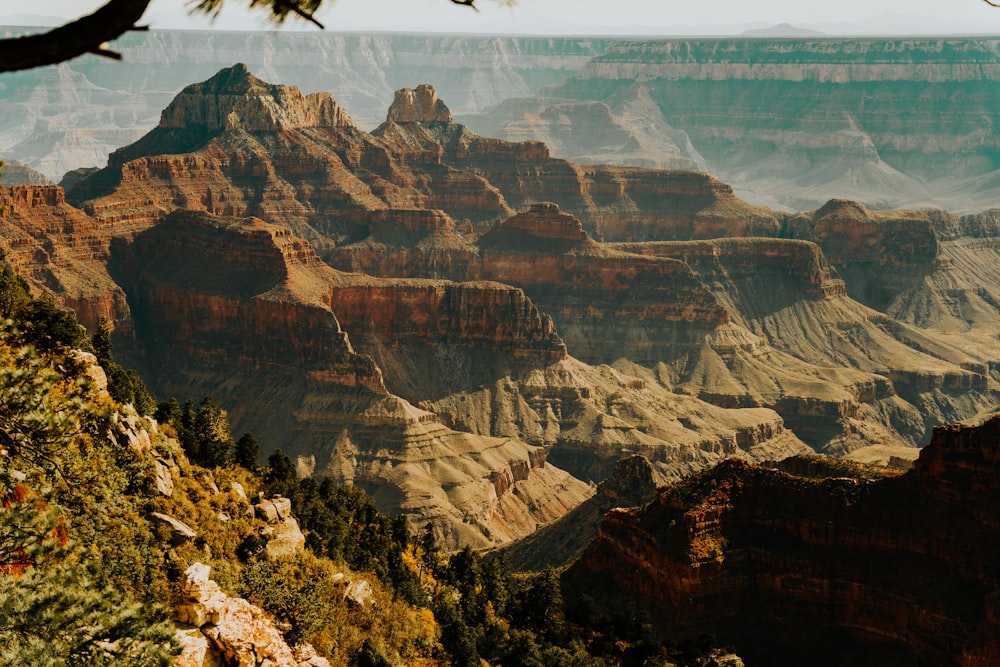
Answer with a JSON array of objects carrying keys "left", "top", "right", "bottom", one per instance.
[
  {"left": 565, "top": 415, "right": 1000, "bottom": 666},
  {"left": 0, "top": 158, "right": 52, "bottom": 185},
  {"left": 332, "top": 197, "right": 996, "bottom": 455},
  {"left": 174, "top": 562, "right": 330, "bottom": 667},
  {"left": 0, "top": 184, "right": 129, "bottom": 329},
  {"left": 110, "top": 209, "right": 592, "bottom": 549},
  {"left": 535, "top": 37, "right": 1000, "bottom": 211},
  {"left": 253, "top": 496, "right": 306, "bottom": 560},
  {"left": 158, "top": 64, "right": 352, "bottom": 133},
  {"left": 6, "top": 65, "right": 997, "bottom": 549},
  {"left": 387, "top": 84, "right": 453, "bottom": 123}
]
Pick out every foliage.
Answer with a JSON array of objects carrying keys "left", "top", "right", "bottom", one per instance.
[
  {"left": 0, "top": 558, "right": 176, "bottom": 666},
  {"left": 235, "top": 432, "right": 259, "bottom": 470},
  {"left": 158, "top": 395, "right": 238, "bottom": 468},
  {"left": 0, "top": 260, "right": 714, "bottom": 666},
  {"left": 91, "top": 319, "right": 156, "bottom": 416},
  {"left": 264, "top": 453, "right": 425, "bottom": 605},
  {"left": 0, "top": 278, "right": 178, "bottom": 665},
  {"left": 239, "top": 554, "right": 341, "bottom": 646}
]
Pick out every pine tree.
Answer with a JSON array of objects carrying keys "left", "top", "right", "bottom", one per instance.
[{"left": 235, "top": 432, "right": 259, "bottom": 470}]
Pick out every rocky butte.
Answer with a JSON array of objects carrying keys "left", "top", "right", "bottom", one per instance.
[{"left": 565, "top": 414, "right": 1000, "bottom": 666}]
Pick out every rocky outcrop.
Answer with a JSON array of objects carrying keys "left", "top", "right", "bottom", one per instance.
[
  {"left": 565, "top": 415, "right": 1000, "bottom": 666},
  {"left": 372, "top": 116, "right": 781, "bottom": 239},
  {"left": 387, "top": 84, "right": 453, "bottom": 123},
  {"left": 0, "top": 32, "right": 616, "bottom": 180},
  {"left": 253, "top": 496, "right": 306, "bottom": 560},
  {"left": 159, "top": 63, "right": 352, "bottom": 133},
  {"left": 174, "top": 562, "right": 330, "bottom": 667},
  {"left": 0, "top": 158, "right": 52, "bottom": 185},
  {"left": 786, "top": 200, "right": 939, "bottom": 268}
]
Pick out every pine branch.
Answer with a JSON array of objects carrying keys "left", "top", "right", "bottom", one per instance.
[{"left": 0, "top": 0, "right": 152, "bottom": 73}]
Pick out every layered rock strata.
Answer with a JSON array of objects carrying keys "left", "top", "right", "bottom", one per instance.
[
  {"left": 111, "top": 209, "right": 589, "bottom": 549},
  {"left": 0, "top": 184, "right": 129, "bottom": 329},
  {"left": 332, "top": 198, "right": 995, "bottom": 454},
  {"left": 547, "top": 37, "right": 1000, "bottom": 210},
  {"left": 61, "top": 66, "right": 809, "bottom": 485},
  {"left": 565, "top": 415, "right": 1000, "bottom": 666},
  {"left": 8, "top": 65, "right": 994, "bottom": 535}
]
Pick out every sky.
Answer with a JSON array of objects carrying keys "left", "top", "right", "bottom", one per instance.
[{"left": 7, "top": 0, "right": 1000, "bottom": 35}]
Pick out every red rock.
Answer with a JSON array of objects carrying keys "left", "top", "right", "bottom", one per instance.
[
  {"left": 0, "top": 184, "right": 129, "bottom": 330},
  {"left": 565, "top": 415, "right": 1000, "bottom": 666}
]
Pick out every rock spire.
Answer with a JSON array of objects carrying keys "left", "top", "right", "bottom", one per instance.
[{"left": 386, "top": 84, "right": 453, "bottom": 123}]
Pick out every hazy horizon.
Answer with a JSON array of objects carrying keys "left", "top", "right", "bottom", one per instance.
[{"left": 6, "top": 0, "right": 1000, "bottom": 36}]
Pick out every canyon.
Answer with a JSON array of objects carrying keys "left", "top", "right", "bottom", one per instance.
[
  {"left": 464, "top": 36, "right": 1000, "bottom": 211},
  {"left": 0, "top": 64, "right": 997, "bottom": 552}
]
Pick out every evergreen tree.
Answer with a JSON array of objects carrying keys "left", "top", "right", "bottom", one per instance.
[
  {"left": 92, "top": 318, "right": 113, "bottom": 365},
  {"left": 265, "top": 448, "right": 296, "bottom": 487},
  {"left": 235, "top": 432, "right": 259, "bottom": 470},
  {"left": 518, "top": 567, "right": 566, "bottom": 644},
  {"left": 0, "top": 264, "right": 29, "bottom": 319},
  {"left": 0, "top": 329, "right": 176, "bottom": 665},
  {"left": 193, "top": 397, "right": 235, "bottom": 468},
  {"left": 154, "top": 398, "right": 181, "bottom": 431}
]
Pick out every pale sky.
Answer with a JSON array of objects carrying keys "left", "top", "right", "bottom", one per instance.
[{"left": 9, "top": 0, "right": 1000, "bottom": 35}]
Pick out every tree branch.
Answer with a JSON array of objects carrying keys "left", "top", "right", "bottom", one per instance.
[
  {"left": 0, "top": 0, "right": 152, "bottom": 73},
  {"left": 984, "top": 0, "right": 1000, "bottom": 6}
]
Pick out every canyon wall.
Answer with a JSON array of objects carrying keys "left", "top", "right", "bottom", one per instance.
[
  {"left": 109, "top": 209, "right": 592, "bottom": 550},
  {"left": 4, "top": 65, "right": 996, "bottom": 549},
  {"left": 466, "top": 37, "right": 1000, "bottom": 211},
  {"left": 564, "top": 414, "right": 1000, "bottom": 665}
]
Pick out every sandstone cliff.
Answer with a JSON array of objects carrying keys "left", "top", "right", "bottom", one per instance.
[
  {"left": 372, "top": 116, "right": 780, "bottom": 240},
  {"left": 59, "top": 66, "right": 809, "bottom": 486},
  {"left": 11, "top": 66, "right": 996, "bottom": 535},
  {"left": 0, "top": 184, "right": 128, "bottom": 329},
  {"left": 786, "top": 201, "right": 1000, "bottom": 385},
  {"left": 565, "top": 414, "right": 1000, "bottom": 666},
  {"left": 331, "top": 198, "right": 995, "bottom": 456},
  {"left": 0, "top": 32, "right": 616, "bottom": 180},
  {"left": 652, "top": 250, "right": 990, "bottom": 453}
]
